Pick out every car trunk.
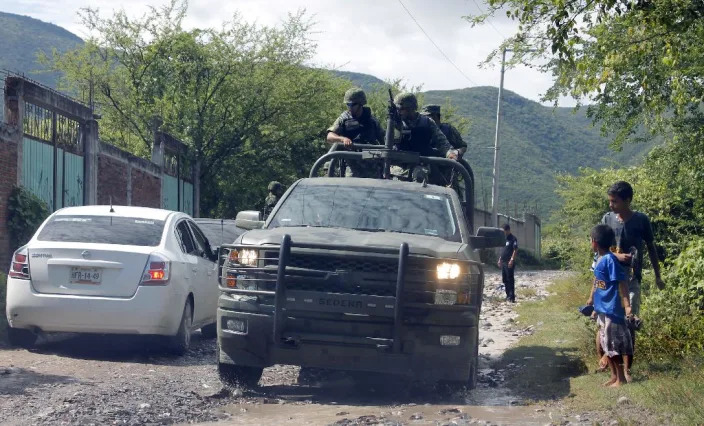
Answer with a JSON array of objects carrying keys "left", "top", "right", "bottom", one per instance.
[{"left": 28, "top": 244, "right": 153, "bottom": 298}]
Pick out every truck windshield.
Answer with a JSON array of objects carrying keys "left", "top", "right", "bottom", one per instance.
[{"left": 268, "top": 183, "right": 460, "bottom": 242}]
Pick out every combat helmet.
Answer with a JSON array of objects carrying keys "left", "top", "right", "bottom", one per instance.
[
  {"left": 268, "top": 181, "right": 283, "bottom": 194},
  {"left": 343, "top": 88, "right": 367, "bottom": 105},
  {"left": 394, "top": 92, "right": 418, "bottom": 110},
  {"left": 421, "top": 104, "right": 441, "bottom": 116}
]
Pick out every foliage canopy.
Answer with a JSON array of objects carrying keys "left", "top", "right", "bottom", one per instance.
[{"left": 43, "top": 0, "right": 349, "bottom": 216}]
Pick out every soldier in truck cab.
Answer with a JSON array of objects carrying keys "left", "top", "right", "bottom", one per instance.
[
  {"left": 263, "top": 181, "right": 285, "bottom": 219},
  {"left": 326, "top": 88, "right": 384, "bottom": 178}
]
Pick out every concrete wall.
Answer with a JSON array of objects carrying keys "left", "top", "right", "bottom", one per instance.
[
  {"left": 97, "top": 142, "right": 162, "bottom": 209},
  {"left": 474, "top": 207, "right": 542, "bottom": 258},
  {"left": 0, "top": 75, "right": 196, "bottom": 266},
  {"left": 0, "top": 127, "right": 19, "bottom": 264}
]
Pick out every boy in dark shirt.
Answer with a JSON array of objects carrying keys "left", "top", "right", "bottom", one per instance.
[
  {"left": 587, "top": 224, "right": 633, "bottom": 387},
  {"left": 601, "top": 181, "right": 665, "bottom": 314}
]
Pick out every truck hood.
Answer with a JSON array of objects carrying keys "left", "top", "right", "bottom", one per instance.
[{"left": 239, "top": 227, "right": 464, "bottom": 258}]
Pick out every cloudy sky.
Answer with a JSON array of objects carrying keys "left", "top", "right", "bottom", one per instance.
[{"left": 3, "top": 0, "right": 571, "bottom": 106}]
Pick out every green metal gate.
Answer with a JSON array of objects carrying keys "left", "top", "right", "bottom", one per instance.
[
  {"left": 21, "top": 103, "right": 83, "bottom": 211},
  {"left": 160, "top": 144, "right": 193, "bottom": 216}
]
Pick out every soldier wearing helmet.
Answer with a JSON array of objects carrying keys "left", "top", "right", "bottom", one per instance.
[
  {"left": 391, "top": 93, "right": 458, "bottom": 184},
  {"left": 421, "top": 104, "right": 467, "bottom": 156},
  {"left": 393, "top": 93, "right": 457, "bottom": 160},
  {"left": 263, "top": 181, "right": 285, "bottom": 219},
  {"left": 326, "top": 88, "right": 384, "bottom": 178}
]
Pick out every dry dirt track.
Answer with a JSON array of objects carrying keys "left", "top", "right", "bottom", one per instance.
[{"left": 0, "top": 270, "right": 574, "bottom": 425}]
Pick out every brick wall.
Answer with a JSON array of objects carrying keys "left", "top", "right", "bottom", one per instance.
[
  {"left": 131, "top": 168, "right": 161, "bottom": 208},
  {"left": 0, "top": 135, "right": 18, "bottom": 265},
  {"left": 97, "top": 154, "right": 129, "bottom": 206}
]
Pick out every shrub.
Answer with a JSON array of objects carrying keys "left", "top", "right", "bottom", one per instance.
[
  {"left": 638, "top": 238, "right": 704, "bottom": 361},
  {"left": 7, "top": 186, "right": 50, "bottom": 252}
]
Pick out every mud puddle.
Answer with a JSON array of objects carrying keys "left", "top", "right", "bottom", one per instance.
[{"left": 210, "top": 271, "right": 571, "bottom": 425}]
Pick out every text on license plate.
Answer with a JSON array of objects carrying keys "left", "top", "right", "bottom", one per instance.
[{"left": 70, "top": 267, "right": 102, "bottom": 284}]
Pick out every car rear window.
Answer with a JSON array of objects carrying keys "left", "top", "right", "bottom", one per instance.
[
  {"left": 194, "top": 221, "right": 243, "bottom": 247},
  {"left": 37, "top": 215, "right": 166, "bottom": 246}
]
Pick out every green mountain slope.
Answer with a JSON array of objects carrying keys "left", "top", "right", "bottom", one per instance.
[
  {"left": 331, "top": 71, "right": 385, "bottom": 91},
  {"left": 0, "top": 12, "right": 82, "bottom": 87}
]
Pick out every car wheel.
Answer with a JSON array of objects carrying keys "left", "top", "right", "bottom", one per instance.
[
  {"left": 7, "top": 327, "right": 37, "bottom": 349},
  {"left": 464, "top": 328, "right": 479, "bottom": 390},
  {"left": 216, "top": 345, "right": 263, "bottom": 388},
  {"left": 200, "top": 323, "right": 217, "bottom": 339},
  {"left": 168, "top": 299, "right": 193, "bottom": 355}
]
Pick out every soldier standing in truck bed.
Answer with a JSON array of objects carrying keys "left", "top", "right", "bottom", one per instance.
[
  {"left": 326, "top": 88, "right": 384, "bottom": 178},
  {"left": 421, "top": 104, "right": 467, "bottom": 156},
  {"left": 391, "top": 93, "right": 458, "bottom": 183}
]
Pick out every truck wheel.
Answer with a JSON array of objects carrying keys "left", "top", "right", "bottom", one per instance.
[
  {"left": 467, "top": 355, "right": 478, "bottom": 390},
  {"left": 200, "top": 323, "right": 217, "bottom": 339},
  {"left": 7, "top": 327, "right": 37, "bottom": 349},
  {"left": 216, "top": 345, "right": 263, "bottom": 388},
  {"left": 168, "top": 299, "right": 192, "bottom": 355}
]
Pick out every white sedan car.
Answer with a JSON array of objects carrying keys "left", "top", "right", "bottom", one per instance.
[{"left": 5, "top": 205, "right": 219, "bottom": 354}]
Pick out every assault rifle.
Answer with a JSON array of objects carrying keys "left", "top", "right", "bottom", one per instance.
[{"left": 385, "top": 88, "right": 402, "bottom": 150}]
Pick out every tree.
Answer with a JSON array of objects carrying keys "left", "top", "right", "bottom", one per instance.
[
  {"left": 465, "top": 0, "right": 704, "bottom": 149},
  {"left": 44, "top": 0, "right": 348, "bottom": 216}
]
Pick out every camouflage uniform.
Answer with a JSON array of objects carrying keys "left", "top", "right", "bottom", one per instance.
[
  {"left": 263, "top": 181, "right": 284, "bottom": 219},
  {"left": 421, "top": 104, "right": 467, "bottom": 155},
  {"left": 326, "top": 88, "right": 384, "bottom": 178},
  {"left": 391, "top": 93, "right": 455, "bottom": 184}
]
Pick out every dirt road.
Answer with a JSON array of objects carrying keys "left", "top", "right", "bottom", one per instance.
[{"left": 0, "top": 270, "right": 571, "bottom": 425}]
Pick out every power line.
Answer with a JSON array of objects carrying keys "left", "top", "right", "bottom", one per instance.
[
  {"left": 469, "top": 0, "right": 506, "bottom": 38},
  {"left": 396, "top": 0, "right": 477, "bottom": 87}
]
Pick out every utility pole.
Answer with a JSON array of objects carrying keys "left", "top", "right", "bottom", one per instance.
[{"left": 491, "top": 47, "right": 507, "bottom": 228}]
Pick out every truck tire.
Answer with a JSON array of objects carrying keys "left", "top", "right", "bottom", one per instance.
[
  {"left": 200, "top": 323, "right": 217, "bottom": 339},
  {"left": 7, "top": 327, "right": 37, "bottom": 349},
  {"left": 216, "top": 345, "right": 263, "bottom": 388},
  {"left": 168, "top": 299, "right": 192, "bottom": 355}
]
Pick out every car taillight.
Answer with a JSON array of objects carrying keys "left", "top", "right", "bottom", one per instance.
[
  {"left": 9, "top": 247, "right": 30, "bottom": 280},
  {"left": 140, "top": 254, "right": 170, "bottom": 286}
]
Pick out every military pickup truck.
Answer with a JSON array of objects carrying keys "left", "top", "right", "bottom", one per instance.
[{"left": 216, "top": 144, "right": 505, "bottom": 388}]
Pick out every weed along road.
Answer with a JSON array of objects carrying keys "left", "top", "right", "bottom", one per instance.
[{"left": 0, "top": 271, "right": 572, "bottom": 425}]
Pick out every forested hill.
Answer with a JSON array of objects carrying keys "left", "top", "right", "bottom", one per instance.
[
  {"left": 1, "top": 10, "right": 653, "bottom": 219},
  {"left": 0, "top": 12, "right": 82, "bottom": 87}
]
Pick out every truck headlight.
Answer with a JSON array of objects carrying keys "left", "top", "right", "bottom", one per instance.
[
  {"left": 436, "top": 262, "right": 460, "bottom": 280},
  {"left": 239, "top": 249, "right": 258, "bottom": 266}
]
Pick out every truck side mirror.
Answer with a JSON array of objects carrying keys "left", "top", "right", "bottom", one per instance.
[
  {"left": 235, "top": 211, "right": 265, "bottom": 230},
  {"left": 469, "top": 227, "right": 505, "bottom": 249}
]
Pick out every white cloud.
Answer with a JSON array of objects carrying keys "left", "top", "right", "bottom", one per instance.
[{"left": 2, "top": 0, "right": 576, "bottom": 106}]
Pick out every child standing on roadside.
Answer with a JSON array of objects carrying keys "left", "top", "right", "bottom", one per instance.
[{"left": 587, "top": 224, "right": 633, "bottom": 387}]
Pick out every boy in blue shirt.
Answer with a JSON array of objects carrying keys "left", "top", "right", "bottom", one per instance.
[{"left": 587, "top": 224, "right": 633, "bottom": 387}]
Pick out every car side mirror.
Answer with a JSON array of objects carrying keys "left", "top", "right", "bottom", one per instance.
[
  {"left": 469, "top": 227, "right": 505, "bottom": 249},
  {"left": 235, "top": 211, "right": 265, "bottom": 230}
]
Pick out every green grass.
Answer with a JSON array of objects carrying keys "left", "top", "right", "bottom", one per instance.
[{"left": 497, "top": 275, "right": 704, "bottom": 425}]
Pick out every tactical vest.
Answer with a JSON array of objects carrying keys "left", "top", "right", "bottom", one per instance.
[
  {"left": 340, "top": 107, "right": 381, "bottom": 144},
  {"left": 439, "top": 123, "right": 452, "bottom": 139},
  {"left": 398, "top": 115, "right": 435, "bottom": 156}
]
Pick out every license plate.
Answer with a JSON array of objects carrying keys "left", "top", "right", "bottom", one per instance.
[{"left": 70, "top": 267, "right": 102, "bottom": 284}]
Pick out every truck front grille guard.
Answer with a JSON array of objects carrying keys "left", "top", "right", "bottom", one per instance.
[{"left": 219, "top": 237, "right": 483, "bottom": 352}]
